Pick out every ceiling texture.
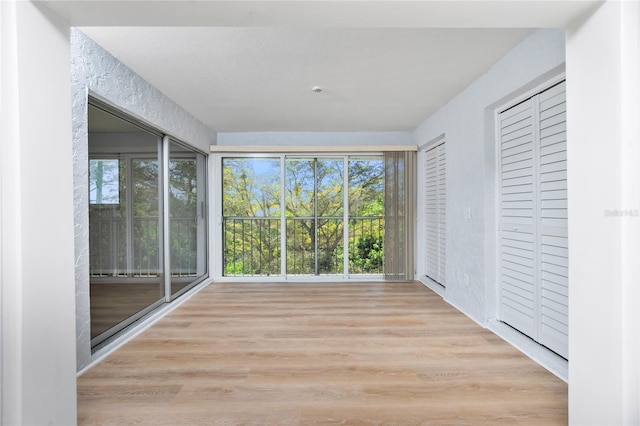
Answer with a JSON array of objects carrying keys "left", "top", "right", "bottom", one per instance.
[{"left": 44, "top": 0, "right": 602, "bottom": 133}]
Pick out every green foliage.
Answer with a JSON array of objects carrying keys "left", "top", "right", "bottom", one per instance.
[{"left": 222, "top": 157, "right": 385, "bottom": 276}]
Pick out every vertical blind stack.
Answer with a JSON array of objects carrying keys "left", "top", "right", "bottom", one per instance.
[{"left": 384, "top": 151, "right": 416, "bottom": 281}]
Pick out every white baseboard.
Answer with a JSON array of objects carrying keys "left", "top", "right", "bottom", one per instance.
[{"left": 417, "top": 275, "right": 567, "bottom": 382}]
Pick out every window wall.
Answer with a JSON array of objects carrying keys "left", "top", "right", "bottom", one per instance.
[
  {"left": 88, "top": 101, "right": 207, "bottom": 348},
  {"left": 220, "top": 155, "right": 384, "bottom": 278}
]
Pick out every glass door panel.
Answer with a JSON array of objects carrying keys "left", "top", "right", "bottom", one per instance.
[
  {"left": 317, "top": 158, "right": 344, "bottom": 275},
  {"left": 222, "top": 157, "right": 281, "bottom": 276},
  {"left": 285, "top": 158, "right": 344, "bottom": 275},
  {"left": 88, "top": 104, "right": 164, "bottom": 345},
  {"left": 285, "top": 159, "right": 315, "bottom": 275},
  {"left": 168, "top": 141, "right": 208, "bottom": 297},
  {"left": 348, "top": 158, "right": 385, "bottom": 274}
]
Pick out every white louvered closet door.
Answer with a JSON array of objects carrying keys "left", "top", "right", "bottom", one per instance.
[
  {"left": 537, "top": 82, "right": 568, "bottom": 359},
  {"left": 425, "top": 142, "right": 446, "bottom": 286},
  {"left": 498, "top": 81, "right": 568, "bottom": 359},
  {"left": 499, "top": 98, "right": 538, "bottom": 339}
]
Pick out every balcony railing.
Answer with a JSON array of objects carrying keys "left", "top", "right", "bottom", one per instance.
[
  {"left": 223, "top": 217, "right": 281, "bottom": 276},
  {"left": 222, "top": 216, "right": 384, "bottom": 277}
]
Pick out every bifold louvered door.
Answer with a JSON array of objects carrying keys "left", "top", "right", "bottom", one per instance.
[
  {"left": 498, "top": 81, "right": 568, "bottom": 359},
  {"left": 425, "top": 142, "right": 446, "bottom": 286}
]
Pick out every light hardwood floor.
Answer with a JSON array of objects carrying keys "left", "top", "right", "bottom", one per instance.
[{"left": 77, "top": 282, "right": 567, "bottom": 425}]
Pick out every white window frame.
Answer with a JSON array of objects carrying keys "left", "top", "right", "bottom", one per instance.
[{"left": 211, "top": 152, "right": 388, "bottom": 282}]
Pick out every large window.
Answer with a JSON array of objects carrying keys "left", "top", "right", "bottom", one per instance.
[
  {"left": 221, "top": 155, "right": 384, "bottom": 277},
  {"left": 88, "top": 101, "right": 207, "bottom": 349}
]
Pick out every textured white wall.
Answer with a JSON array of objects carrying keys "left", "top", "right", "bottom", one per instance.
[
  {"left": 217, "top": 131, "right": 412, "bottom": 146},
  {"left": 412, "top": 28, "right": 565, "bottom": 324},
  {"left": 567, "top": 1, "right": 640, "bottom": 423},
  {"left": 1, "top": 2, "right": 77, "bottom": 424},
  {"left": 71, "top": 29, "right": 217, "bottom": 371}
]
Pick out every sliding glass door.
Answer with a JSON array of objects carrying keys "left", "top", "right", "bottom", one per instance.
[
  {"left": 88, "top": 101, "right": 208, "bottom": 348},
  {"left": 285, "top": 158, "right": 345, "bottom": 275},
  {"left": 221, "top": 155, "right": 384, "bottom": 278}
]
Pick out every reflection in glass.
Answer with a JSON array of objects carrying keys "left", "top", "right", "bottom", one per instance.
[
  {"left": 88, "top": 104, "right": 164, "bottom": 345},
  {"left": 89, "top": 159, "right": 119, "bottom": 204},
  {"left": 169, "top": 141, "right": 207, "bottom": 297}
]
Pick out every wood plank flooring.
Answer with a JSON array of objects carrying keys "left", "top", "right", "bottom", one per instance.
[{"left": 77, "top": 282, "right": 567, "bottom": 425}]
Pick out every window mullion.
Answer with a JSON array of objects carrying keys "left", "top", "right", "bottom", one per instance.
[
  {"left": 343, "top": 156, "right": 349, "bottom": 278},
  {"left": 280, "top": 155, "right": 287, "bottom": 278},
  {"left": 314, "top": 158, "right": 318, "bottom": 276}
]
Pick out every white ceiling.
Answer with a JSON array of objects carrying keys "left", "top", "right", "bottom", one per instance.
[
  {"left": 79, "top": 27, "right": 533, "bottom": 132},
  {"left": 45, "top": 1, "right": 601, "bottom": 133}
]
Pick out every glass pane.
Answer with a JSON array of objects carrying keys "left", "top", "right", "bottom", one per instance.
[
  {"left": 285, "top": 158, "right": 315, "bottom": 275},
  {"left": 348, "top": 158, "right": 385, "bottom": 274},
  {"left": 317, "top": 159, "right": 344, "bottom": 274},
  {"left": 222, "top": 157, "right": 281, "bottom": 276},
  {"left": 169, "top": 141, "right": 208, "bottom": 296},
  {"left": 88, "top": 104, "right": 164, "bottom": 344},
  {"left": 317, "top": 159, "right": 344, "bottom": 217},
  {"left": 285, "top": 218, "right": 314, "bottom": 275},
  {"left": 89, "top": 159, "right": 120, "bottom": 204},
  {"left": 285, "top": 158, "right": 344, "bottom": 275},
  {"left": 317, "top": 218, "right": 343, "bottom": 274},
  {"left": 131, "top": 159, "right": 161, "bottom": 277},
  {"left": 285, "top": 159, "right": 315, "bottom": 217}
]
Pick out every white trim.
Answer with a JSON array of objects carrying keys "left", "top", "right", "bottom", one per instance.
[
  {"left": 495, "top": 71, "right": 566, "bottom": 114},
  {"left": 210, "top": 144, "right": 417, "bottom": 153},
  {"left": 162, "top": 136, "right": 171, "bottom": 302},
  {"left": 211, "top": 154, "right": 224, "bottom": 278},
  {"left": 488, "top": 320, "right": 568, "bottom": 382},
  {"left": 280, "top": 155, "right": 287, "bottom": 276},
  {"left": 208, "top": 154, "right": 216, "bottom": 278},
  {"left": 417, "top": 278, "right": 567, "bottom": 382},
  {"left": 418, "top": 274, "right": 446, "bottom": 298},
  {"left": 343, "top": 157, "right": 349, "bottom": 277},
  {"left": 418, "top": 133, "right": 445, "bottom": 152},
  {"left": 214, "top": 153, "right": 385, "bottom": 280}
]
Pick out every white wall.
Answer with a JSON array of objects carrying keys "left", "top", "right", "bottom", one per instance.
[
  {"left": 412, "top": 28, "right": 565, "bottom": 324},
  {"left": 71, "top": 30, "right": 217, "bottom": 371},
  {"left": 0, "top": 1, "right": 77, "bottom": 424},
  {"left": 567, "top": 1, "right": 640, "bottom": 423},
  {"left": 217, "top": 131, "right": 412, "bottom": 147}
]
